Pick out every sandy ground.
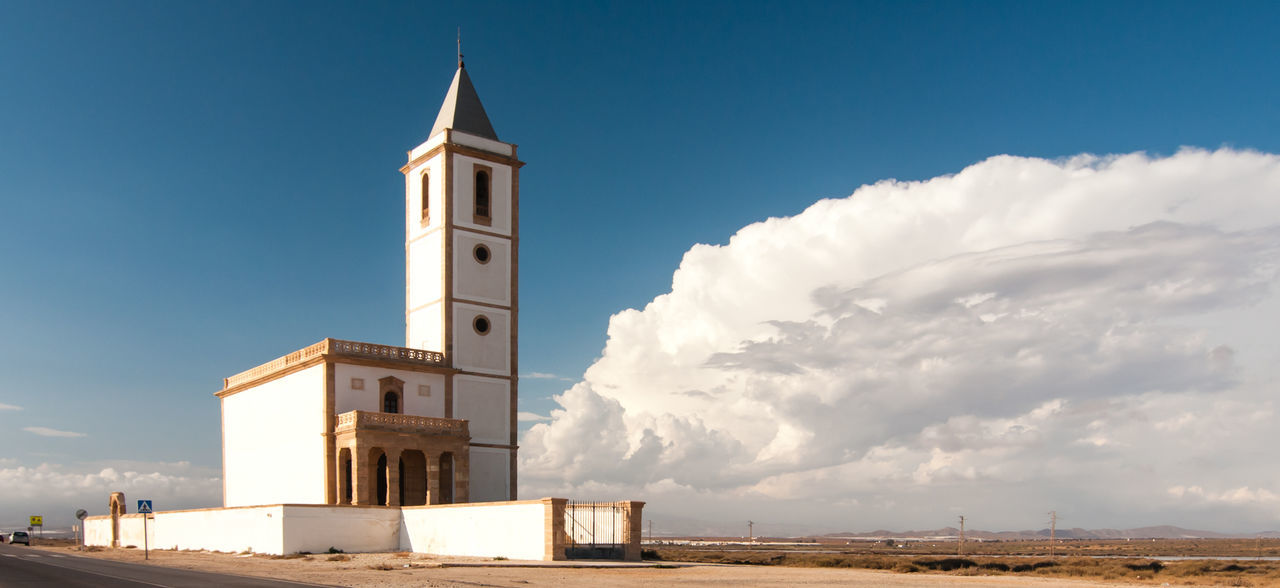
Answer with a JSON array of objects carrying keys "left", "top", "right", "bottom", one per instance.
[{"left": 31, "top": 544, "right": 1148, "bottom": 588}]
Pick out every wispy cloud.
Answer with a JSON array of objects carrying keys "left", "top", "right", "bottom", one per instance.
[
  {"left": 522, "top": 372, "right": 574, "bottom": 381},
  {"left": 518, "top": 411, "right": 551, "bottom": 422},
  {"left": 23, "top": 427, "right": 86, "bottom": 438},
  {"left": 0, "top": 403, "right": 21, "bottom": 411}
]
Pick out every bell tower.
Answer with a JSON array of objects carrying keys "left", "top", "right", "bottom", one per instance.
[{"left": 401, "top": 59, "right": 521, "bottom": 501}]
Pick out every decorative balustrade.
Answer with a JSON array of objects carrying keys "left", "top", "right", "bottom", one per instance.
[
  {"left": 222, "top": 338, "right": 448, "bottom": 390},
  {"left": 335, "top": 410, "right": 468, "bottom": 436},
  {"left": 328, "top": 339, "right": 444, "bottom": 364}
]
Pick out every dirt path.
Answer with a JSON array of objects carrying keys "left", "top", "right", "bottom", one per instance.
[{"left": 33, "top": 545, "right": 1144, "bottom": 588}]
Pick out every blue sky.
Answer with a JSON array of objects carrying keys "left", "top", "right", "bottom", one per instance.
[{"left": 2, "top": 1, "right": 1279, "bottom": 532}]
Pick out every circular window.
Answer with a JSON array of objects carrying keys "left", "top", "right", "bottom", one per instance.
[
  {"left": 473, "top": 315, "right": 491, "bottom": 335},
  {"left": 473, "top": 243, "right": 491, "bottom": 264}
]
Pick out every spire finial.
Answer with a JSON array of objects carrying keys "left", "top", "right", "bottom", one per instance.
[{"left": 457, "top": 27, "right": 464, "bottom": 69}]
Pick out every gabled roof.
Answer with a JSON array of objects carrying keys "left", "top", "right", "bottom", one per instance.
[{"left": 429, "top": 66, "right": 499, "bottom": 141}]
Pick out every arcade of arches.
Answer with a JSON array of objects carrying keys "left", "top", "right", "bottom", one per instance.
[{"left": 334, "top": 411, "right": 471, "bottom": 507}]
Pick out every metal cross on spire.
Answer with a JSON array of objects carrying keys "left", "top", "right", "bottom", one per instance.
[{"left": 457, "top": 27, "right": 464, "bottom": 69}]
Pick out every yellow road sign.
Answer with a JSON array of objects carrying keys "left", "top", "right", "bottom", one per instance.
[{"left": 29, "top": 516, "right": 42, "bottom": 526}]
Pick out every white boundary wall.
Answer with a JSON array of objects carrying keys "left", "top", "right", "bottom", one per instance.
[
  {"left": 85, "top": 502, "right": 549, "bottom": 558},
  {"left": 281, "top": 505, "right": 400, "bottom": 554},
  {"left": 84, "top": 514, "right": 155, "bottom": 549},
  {"left": 400, "top": 500, "right": 546, "bottom": 560},
  {"left": 154, "top": 506, "right": 285, "bottom": 554}
]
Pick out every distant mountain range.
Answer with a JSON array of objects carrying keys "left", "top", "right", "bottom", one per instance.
[{"left": 824, "top": 526, "right": 1280, "bottom": 540}]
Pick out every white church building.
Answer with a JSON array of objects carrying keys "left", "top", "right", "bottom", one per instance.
[
  {"left": 85, "top": 60, "right": 643, "bottom": 561},
  {"left": 219, "top": 60, "right": 520, "bottom": 509}
]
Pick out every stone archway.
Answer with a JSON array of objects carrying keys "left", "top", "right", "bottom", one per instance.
[
  {"left": 375, "top": 452, "right": 388, "bottom": 506},
  {"left": 108, "top": 492, "right": 126, "bottom": 548},
  {"left": 337, "top": 448, "right": 353, "bottom": 505},
  {"left": 400, "top": 450, "right": 427, "bottom": 506}
]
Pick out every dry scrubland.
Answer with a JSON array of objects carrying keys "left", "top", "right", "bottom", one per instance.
[{"left": 651, "top": 538, "right": 1280, "bottom": 586}]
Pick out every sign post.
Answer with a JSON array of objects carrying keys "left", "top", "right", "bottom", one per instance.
[
  {"left": 29, "top": 516, "right": 42, "bottom": 539},
  {"left": 75, "top": 509, "right": 88, "bottom": 549},
  {"left": 137, "top": 500, "right": 153, "bottom": 560}
]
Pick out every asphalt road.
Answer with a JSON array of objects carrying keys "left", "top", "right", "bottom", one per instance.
[{"left": 0, "top": 543, "right": 329, "bottom": 587}]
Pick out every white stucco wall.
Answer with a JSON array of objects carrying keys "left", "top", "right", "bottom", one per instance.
[
  {"left": 281, "top": 505, "right": 400, "bottom": 554},
  {"left": 453, "top": 233, "right": 510, "bottom": 306},
  {"left": 400, "top": 500, "right": 545, "bottom": 560},
  {"left": 451, "top": 153, "right": 512, "bottom": 236},
  {"left": 86, "top": 501, "right": 564, "bottom": 559},
  {"left": 115, "top": 514, "right": 154, "bottom": 549},
  {"left": 83, "top": 516, "right": 112, "bottom": 546},
  {"left": 334, "top": 364, "right": 446, "bottom": 418},
  {"left": 454, "top": 376, "right": 509, "bottom": 444},
  {"left": 154, "top": 506, "right": 285, "bottom": 554},
  {"left": 451, "top": 304, "right": 510, "bottom": 374},
  {"left": 407, "top": 301, "right": 443, "bottom": 352},
  {"left": 223, "top": 365, "right": 327, "bottom": 507},
  {"left": 407, "top": 230, "right": 443, "bottom": 311},
  {"left": 468, "top": 447, "right": 512, "bottom": 503}
]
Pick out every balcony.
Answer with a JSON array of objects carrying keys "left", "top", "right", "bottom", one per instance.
[{"left": 335, "top": 410, "right": 468, "bottom": 437}]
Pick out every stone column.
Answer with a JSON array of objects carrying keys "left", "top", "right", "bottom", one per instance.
[
  {"left": 352, "top": 447, "right": 369, "bottom": 506},
  {"left": 620, "top": 501, "right": 646, "bottom": 562},
  {"left": 454, "top": 452, "right": 470, "bottom": 503},
  {"left": 425, "top": 452, "right": 440, "bottom": 505},
  {"left": 386, "top": 448, "right": 403, "bottom": 508},
  {"left": 542, "top": 497, "right": 567, "bottom": 561}
]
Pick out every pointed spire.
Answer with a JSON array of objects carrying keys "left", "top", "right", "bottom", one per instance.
[{"left": 429, "top": 62, "right": 498, "bottom": 141}]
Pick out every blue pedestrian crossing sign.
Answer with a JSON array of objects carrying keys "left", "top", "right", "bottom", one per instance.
[{"left": 137, "top": 500, "right": 153, "bottom": 514}]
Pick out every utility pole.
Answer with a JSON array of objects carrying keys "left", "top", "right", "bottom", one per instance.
[
  {"left": 1048, "top": 511, "right": 1058, "bottom": 557},
  {"left": 648, "top": 520, "right": 653, "bottom": 543},
  {"left": 958, "top": 515, "right": 966, "bottom": 555}
]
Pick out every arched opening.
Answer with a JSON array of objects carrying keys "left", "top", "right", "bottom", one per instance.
[
  {"left": 420, "top": 172, "right": 430, "bottom": 220},
  {"left": 383, "top": 391, "right": 399, "bottom": 413},
  {"left": 338, "top": 448, "right": 353, "bottom": 505},
  {"left": 375, "top": 452, "right": 388, "bottom": 506},
  {"left": 438, "top": 452, "right": 455, "bottom": 505},
  {"left": 474, "top": 170, "right": 490, "bottom": 220},
  {"left": 400, "top": 450, "right": 427, "bottom": 506}
]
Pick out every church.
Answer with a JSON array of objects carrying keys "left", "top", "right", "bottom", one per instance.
[
  {"left": 217, "top": 59, "right": 520, "bottom": 508},
  {"left": 85, "top": 58, "right": 644, "bottom": 561}
]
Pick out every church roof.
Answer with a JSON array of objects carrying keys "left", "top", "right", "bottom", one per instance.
[{"left": 429, "top": 66, "right": 499, "bottom": 141}]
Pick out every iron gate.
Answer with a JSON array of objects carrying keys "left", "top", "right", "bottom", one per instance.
[{"left": 564, "top": 501, "right": 624, "bottom": 559}]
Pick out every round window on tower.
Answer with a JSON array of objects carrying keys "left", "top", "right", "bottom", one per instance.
[
  {"left": 473, "top": 243, "right": 491, "bottom": 264},
  {"left": 473, "top": 315, "right": 491, "bottom": 335}
]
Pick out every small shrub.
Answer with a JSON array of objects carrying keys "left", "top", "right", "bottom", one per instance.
[
  {"left": 1124, "top": 560, "right": 1164, "bottom": 573},
  {"left": 980, "top": 562, "right": 1011, "bottom": 572},
  {"left": 327, "top": 554, "right": 350, "bottom": 562},
  {"left": 327, "top": 546, "right": 344, "bottom": 554},
  {"left": 493, "top": 556, "right": 508, "bottom": 561},
  {"left": 642, "top": 549, "right": 660, "bottom": 560},
  {"left": 914, "top": 558, "right": 977, "bottom": 571},
  {"left": 367, "top": 562, "right": 395, "bottom": 571},
  {"left": 893, "top": 562, "right": 922, "bottom": 573}
]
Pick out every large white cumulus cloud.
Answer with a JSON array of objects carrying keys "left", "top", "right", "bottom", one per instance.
[{"left": 521, "top": 149, "right": 1280, "bottom": 532}]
